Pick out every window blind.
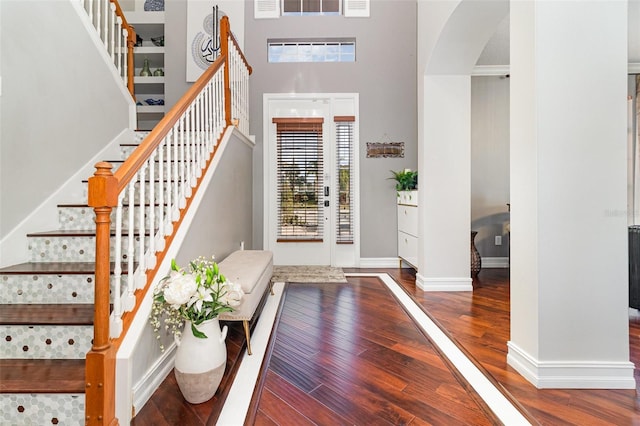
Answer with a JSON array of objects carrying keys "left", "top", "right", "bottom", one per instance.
[
  {"left": 273, "top": 118, "right": 325, "bottom": 242},
  {"left": 335, "top": 116, "right": 355, "bottom": 244}
]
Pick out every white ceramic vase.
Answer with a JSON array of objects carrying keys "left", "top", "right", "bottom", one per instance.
[{"left": 174, "top": 318, "right": 228, "bottom": 404}]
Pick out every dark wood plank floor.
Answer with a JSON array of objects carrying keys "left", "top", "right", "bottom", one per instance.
[
  {"left": 132, "top": 269, "right": 640, "bottom": 425},
  {"left": 248, "top": 276, "right": 494, "bottom": 425},
  {"left": 385, "top": 268, "right": 640, "bottom": 426}
]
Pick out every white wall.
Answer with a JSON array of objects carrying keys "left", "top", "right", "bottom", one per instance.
[
  {"left": 509, "top": 0, "right": 634, "bottom": 388},
  {"left": 0, "top": 1, "right": 133, "bottom": 240},
  {"left": 471, "top": 76, "right": 510, "bottom": 260},
  {"left": 244, "top": 1, "right": 418, "bottom": 257}
]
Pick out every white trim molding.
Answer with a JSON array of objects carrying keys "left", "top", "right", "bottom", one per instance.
[
  {"left": 472, "top": 64, "right": 510, "bottom": 76},
  {"left": 359, "top": 257, "right": 401, "bottom": 268},
  {"left": 416, "top": 274, "right": 473, "bottom": 291},
  {"left": 507, "top": 341, "right": 636, "bottom": 389},
  {"left": 482, "top": 257, "right": 510, "bottom": 268},
  {"left": 473, "top": 63, "right": 640, "bottom": 75}
]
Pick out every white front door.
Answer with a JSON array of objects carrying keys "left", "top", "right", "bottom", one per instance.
[{"left": 264, "top": 94, "right": 359, "bottom": 266}]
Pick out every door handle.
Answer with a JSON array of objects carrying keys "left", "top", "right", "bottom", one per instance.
[{"left": 324, "top": 186, "right": 329, "bottom": 197}]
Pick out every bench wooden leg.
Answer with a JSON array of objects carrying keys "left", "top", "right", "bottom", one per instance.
[{"left": 243, "top": 320, "right": 252, "bottom": 355}]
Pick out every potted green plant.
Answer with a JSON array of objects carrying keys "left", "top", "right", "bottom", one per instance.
[
  {"left": 390, "top": 168, "right": 418, "bottom": 204},
  {"left": 389, "top": 168, "right": 418, "bottom": 191}
]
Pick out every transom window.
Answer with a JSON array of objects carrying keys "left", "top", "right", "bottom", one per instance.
[
  {"left": 283, "top": 0, "right": 340, "bottom": 15},
  {"left": 255, "top": 0, "right": 370, "bottom": 19},
  {"left": 268, "top": 39, "right": 355, "bottom": 63}
]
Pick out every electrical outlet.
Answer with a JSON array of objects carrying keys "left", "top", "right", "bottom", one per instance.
[{"left": 495, "top": 235, "right": 502, "bottom": 246}]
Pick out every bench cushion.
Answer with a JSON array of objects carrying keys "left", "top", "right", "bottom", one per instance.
[
  {"left": 219, "top": 250, "right": 273, "bottom": 294},
  {"left": 218, "top": 250, "right": 273, "bottom": 322}
]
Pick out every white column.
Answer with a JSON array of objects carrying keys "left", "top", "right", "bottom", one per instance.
[
  {"left": 417, "top": 74, "right": 473, "bottom": 291},
  {"left": 508, "top": 0, "right": 635, "bottom": 388}
]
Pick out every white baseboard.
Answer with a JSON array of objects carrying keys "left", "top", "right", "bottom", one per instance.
[
  {"left": 357, "top": 257, "right": 509, "bottom": 270},
  {"left": 132, "top": 344, "right": 177, "bottom": 417},
  {"left": 481, "top": 257, "right": 509, "bottom": 268},
  {"left": 507, "top": 341, "right": 636, "bottom": 389},
  {"left": 359, "top": 257, "right": 401, "bottom": 268},
  {"left": 415, "top": 274, "right": 473, "bottom": 291},
  {"left": 0, "top": 128, "right": 134, "bottom": 268}
]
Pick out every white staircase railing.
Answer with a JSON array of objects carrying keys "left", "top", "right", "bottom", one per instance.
[
  {"left": 79, "top": 0, "right": 135, "bottom": 97},
  {"left": 84, "top": 16, "right": 250, "bottom": 425}
]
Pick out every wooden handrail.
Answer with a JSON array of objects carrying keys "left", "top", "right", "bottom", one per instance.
[
  {"left": 85, "top": 14, "right": 247, "bottom": 425},
  {"left": 110, "top": 0, "right": 136, "bottom": 98},
  {"left": 114, "top": 56, "right": 225, "bottom": 190}
]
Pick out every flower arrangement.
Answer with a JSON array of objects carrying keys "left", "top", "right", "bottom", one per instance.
[
  {"left": 389, "top": 168, "right": 418, "bottom": 191},
  {"left": 150, "top": 257, "right": 243, "bottom": 347}
]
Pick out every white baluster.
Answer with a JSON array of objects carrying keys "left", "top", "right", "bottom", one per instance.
[
  {"left": 173, "top": 122, "right": 181, "bottom": 217},
  {"left": 195, "top": 96, "right": 203, "bottom": 175},
  {"left": 109, "top": 3, "right": 116, "bottom": 62},
  {"left": 147, "top": 153, "right": 156, "bottom": 269},
  {"left": 109, "top": 194, "right": 124, "bottom": 338},
  {"left": 121, "top": 27, "right": 127, "bottom": 85},
  {"left": 126, "top": 181, "right": 135, "bottom": 310},
  {"left": 87, "top": 0, "right": 94, "bottom": 27},
  {"left": 116, "top": 195, "right": 133, "bottom": 313},
  {"left": 157, "top": 138, "right": 166, "bottom": 250},
  {"left": 102, "top": 0, "right": 109, "bottom": 49},
  {"left": 164, "top": 130, "right": 174, "bottom": 231},
  {"left": 186, "top": 107, "right": 194, "bottom": 191},
  {"left": 116, "top": 17, "right": 123, "bottom": 78},
  {"left": 136, "top": 165, "right": 146, "bottom": 289}
]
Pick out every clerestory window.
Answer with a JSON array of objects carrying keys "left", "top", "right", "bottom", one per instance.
[{"left": 267, "top": 39, "right": 355, "bottom": 63}]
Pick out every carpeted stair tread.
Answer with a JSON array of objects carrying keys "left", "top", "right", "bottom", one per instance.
[
  {"left": 0, "top": 261, "right": 130, "bottom": 274},
  {"left": 0, "top": 359, "right": 85, "bottom": 393},
  {"left": 0, "top": 304, "right": 94, "bottom": 325}
]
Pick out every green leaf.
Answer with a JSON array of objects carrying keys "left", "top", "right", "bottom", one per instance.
[
  {"left": 171, "top": 259, "right": 178, "bottom": 271},
  {"left": 191, "top": 322, "right": 208, "bottom": 339}
]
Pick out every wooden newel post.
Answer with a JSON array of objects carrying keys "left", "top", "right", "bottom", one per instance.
[
  {"left": 220, "top": 16, "right": 232, "bottom": 127},
  {"left": 86, "top": 162, "right": 119, "bottom": 426}
]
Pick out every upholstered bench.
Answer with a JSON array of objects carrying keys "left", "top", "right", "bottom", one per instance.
[{"left": 218, "top": 250, "right": 273, "bottom": 355}]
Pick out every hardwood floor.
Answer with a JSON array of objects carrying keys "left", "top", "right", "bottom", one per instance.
[{"left": 132, "top": 269, "right": 640, "bottom": 425}]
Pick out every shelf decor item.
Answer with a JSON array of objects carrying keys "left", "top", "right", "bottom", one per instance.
[
  {"left": 144, "top": 0, "right": 164, "bottom": 11},
  {"left": 149, "top": 257, "right": 244, "bottom": 403},
  {"left": 140, "top": 58, "right": 152, "bottom": 76}
]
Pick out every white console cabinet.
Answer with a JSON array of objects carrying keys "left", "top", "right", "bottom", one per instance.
[{"left": 397, "top": 190, "right": 418, "bottom": 268}]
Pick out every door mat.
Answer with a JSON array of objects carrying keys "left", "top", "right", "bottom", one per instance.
[{"left": 271, "top": 265, "right": 348, "bottom": 284}]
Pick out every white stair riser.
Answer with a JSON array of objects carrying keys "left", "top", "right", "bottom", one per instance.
[
  {"left": 58, "top": 205, "right": 167, "bottom": 231},
  {"left": 1, "top": 325, "right": 92, "bottom": 359},
  {"left": 28, "top": 235, "right": 150, "bottom": 263},
  {"left": 0, "top": 274, "right": 123, "bottom": 304},
  {"left": 0, "top": 394, "right": 84, "bottom": 426}
]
